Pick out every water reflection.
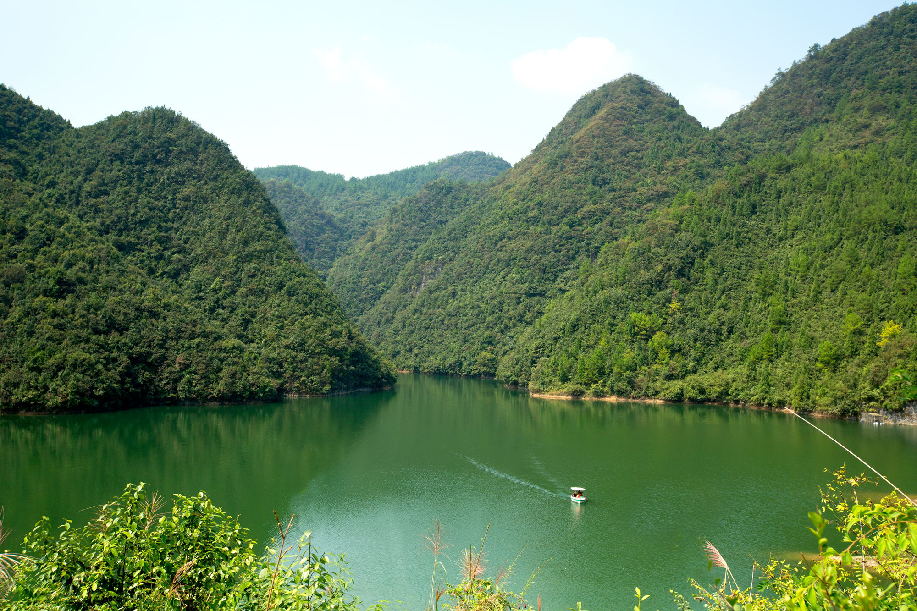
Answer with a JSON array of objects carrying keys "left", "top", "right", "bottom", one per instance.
[
  {"left": 570, "top": 499, "right": 584, "bottom": 521},
  {"left": 2, "top": 374, "right": 915, "bottom": 609},
  {"left": 0, "top": 390, "right": 393, "bottom": 541}
]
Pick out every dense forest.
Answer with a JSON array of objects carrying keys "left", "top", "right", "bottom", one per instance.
[
  {"left": 1, "top": 7, "right": 913, "bottom": 416},
  {"left": 254, "top": 152, "right": 509, "bottom": 272},
  {"left": 322, "top": 5, "right": 916, "bottom": 415},
  {"left": 0, "top": 87, "right": 393, "bottom": 412},
  {"left": 327, "top": 179, "right": 489, "bottom": 317}
]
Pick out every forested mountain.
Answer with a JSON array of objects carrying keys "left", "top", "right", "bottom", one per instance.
[
  {"left": 0, "top": 86, "right": 393, "bottom": 412},
  {"left": 719, "top": 6, "right": 915, "bottom": 154},
  {"left": 253, "top": 151, "right": 509, "bottom": 272},
  {"left": 326, "top": 180, "right": 487, "bottom": 317},
  {"left": 332, "top": 5, "right": 916, "bottom": 414},
  {"left": 351, "top": 74, "right": 714, "bottom": 374},
  {"left": 503, "top": 6, "right": 917, "bottom": 414}
]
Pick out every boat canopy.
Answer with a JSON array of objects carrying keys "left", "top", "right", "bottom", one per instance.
[{"left": 570, "top": 487, "right": 586, "bottom": 491}]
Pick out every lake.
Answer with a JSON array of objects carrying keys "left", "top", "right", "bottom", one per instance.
[{"left": 2, "top": 374, "right": 916, "bottom": 608}]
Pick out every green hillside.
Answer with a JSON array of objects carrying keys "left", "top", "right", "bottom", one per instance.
[
  {"left": 260, "top": 178, "right": 346, "bottom": 275},
  {"left": 720, "top": 4, "right": 916, "bottom": 154},
  {"left": 503, "top": 6, "right": 917, "bottom": 415},
  {"left": 325, "top": 179, "right": 486, "bottom": 317},
  {"left": 334, "top": 5, "right": 916, "bottom": 414},
  {"left": 0, "top": 86, "right": 393, "bottom": 412},
  {"left": 254, "top": 151, "right": 509, "bottom": 272},
  {"left": 355, "top": 74, "right": 715, "bottom": 376}
]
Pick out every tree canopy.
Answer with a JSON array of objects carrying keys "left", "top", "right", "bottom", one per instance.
[
  {"left": 0, "top": 87, "right": 393, "bottom": 412},
  {"left": 254, "top": 151, "right": 509, "bottom": 273},
  {"left": 326, "top": 5, "right": 916, "bottom": 414}
]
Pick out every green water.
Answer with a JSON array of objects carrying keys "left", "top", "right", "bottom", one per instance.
[{"left": 2, "top": 374, "right": 916, "bottom": 608}]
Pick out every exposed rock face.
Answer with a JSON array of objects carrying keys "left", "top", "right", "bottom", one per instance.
[{"left": 860, "top": 403, "right": 917, "bottom": 426}]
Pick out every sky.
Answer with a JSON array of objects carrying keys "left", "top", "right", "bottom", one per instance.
[{"left": 1, "top": 0, "right": 904, "bottom": 177}]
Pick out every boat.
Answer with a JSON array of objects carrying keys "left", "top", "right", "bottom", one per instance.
[{"left": 570, "top": 486, "right": 587, "bottom": 503}]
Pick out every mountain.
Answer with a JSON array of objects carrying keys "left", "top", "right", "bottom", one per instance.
[
  {"left": 352, "top": 74, "right": 714, "bottom": 376},
  {"left": 259, "top": 179, "right": 347, "bottom": 275},
  {"left": 720, "top": 5, "right": 916, "bottom": 154},
  {"left": 0, "top": 86, "right": 393, "bottom": 412},
  {"left": 332, "top": 5, "right": 916, "bottom": 414},
  {"left": 505, "top": 5, "right": 917, "bottom": 415},
  {"left": 253, "top": 151, "right": 509, "bottom": 272},
  {"left": 326, "top": 179, "right": 487, "bottom": 317}
]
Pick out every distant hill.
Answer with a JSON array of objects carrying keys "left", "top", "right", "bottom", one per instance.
[
  {"left": 331, "top": 5, "right": 916, "bottom": 414},
  {"left": 254, "top": 151, "right": 509, "bottom": 272},
  {"left": 326, "top": 179, "right": 487, "bottom": 317},
  {"left": 0, "top": 86, "right": 393, "bottom": 412}
]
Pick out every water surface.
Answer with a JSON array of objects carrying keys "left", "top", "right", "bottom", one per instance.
[{"left": 3, "top": 374, "right": 916, "bottom": 608}]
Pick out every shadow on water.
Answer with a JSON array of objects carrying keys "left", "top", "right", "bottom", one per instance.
[{"left": 0, "top": 389, "right": 395, "bottom": 543}]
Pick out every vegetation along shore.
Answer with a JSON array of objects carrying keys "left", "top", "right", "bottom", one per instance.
[
  {"left": 1, "top": 3, "right": 915, "bottom": 610},
  {"left": 260, "top": 5, "right": 916, "bottom": 421}
]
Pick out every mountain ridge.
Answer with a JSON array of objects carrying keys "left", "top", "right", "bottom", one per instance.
[
  {"left": 349, "top": 72, "right": 715, "bottom": 376},
  {"left": 330, "top": 4, "right": 916, "bottom": 414},
  {"left": 255, "top": 151, "right": 509, "bottom": 272}
]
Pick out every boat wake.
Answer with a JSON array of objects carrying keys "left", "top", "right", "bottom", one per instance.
[
  {"left": 530, "top": 455, "right": 564, "bottom": 490},
  {"left": 461, "top": 455, "right": 565, "bottom": 498}
]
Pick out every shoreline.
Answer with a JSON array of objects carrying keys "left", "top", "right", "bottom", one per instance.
[
  {"left": 284, "top": 384, "right": 394, "bottom": 399},
  {"left": 530, "top": 392, "right": 666, "bottom": 404},
  {"left": 2, "top": 384, "right": 395, "bottom": 417},
  {"left": 528, "top": 391, "right": 917, "bottom": 426}
]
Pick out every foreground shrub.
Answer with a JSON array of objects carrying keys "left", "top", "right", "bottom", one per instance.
[
  {"left": 681, "top": 468, "right": 917, "bottom": 610},
  {"left": 5, "top": 483, "right": 363, "bottom": 610}
]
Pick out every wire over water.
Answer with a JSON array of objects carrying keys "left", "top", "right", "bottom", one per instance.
[{"left": 791, "top": 411, "right": 917, "bottom": 508}]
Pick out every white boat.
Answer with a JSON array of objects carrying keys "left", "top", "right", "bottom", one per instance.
[{"left": 570, "top": 486, "right": 587, "bottom": 503}]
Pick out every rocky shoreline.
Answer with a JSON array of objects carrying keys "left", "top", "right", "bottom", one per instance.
[{"left": 859, "top": 403, "right": 917, "bottom": 426}]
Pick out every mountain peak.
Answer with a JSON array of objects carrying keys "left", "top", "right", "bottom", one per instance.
[
  {"left": 721, "top": 3, "right": 916, "bottom": 148},
  {"left": 510, "top": 73, "right": 705, "bottom": 186},
  {"left": 0, "top": 84, "right": 71, "bottom": 179},
  {"left": 546, "top": 74, "right": 692, "bottom": 139}
]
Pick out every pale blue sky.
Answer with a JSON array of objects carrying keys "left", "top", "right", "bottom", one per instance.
[{"left": 1, "top": 0, "right": 903, "bottom": 177}]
